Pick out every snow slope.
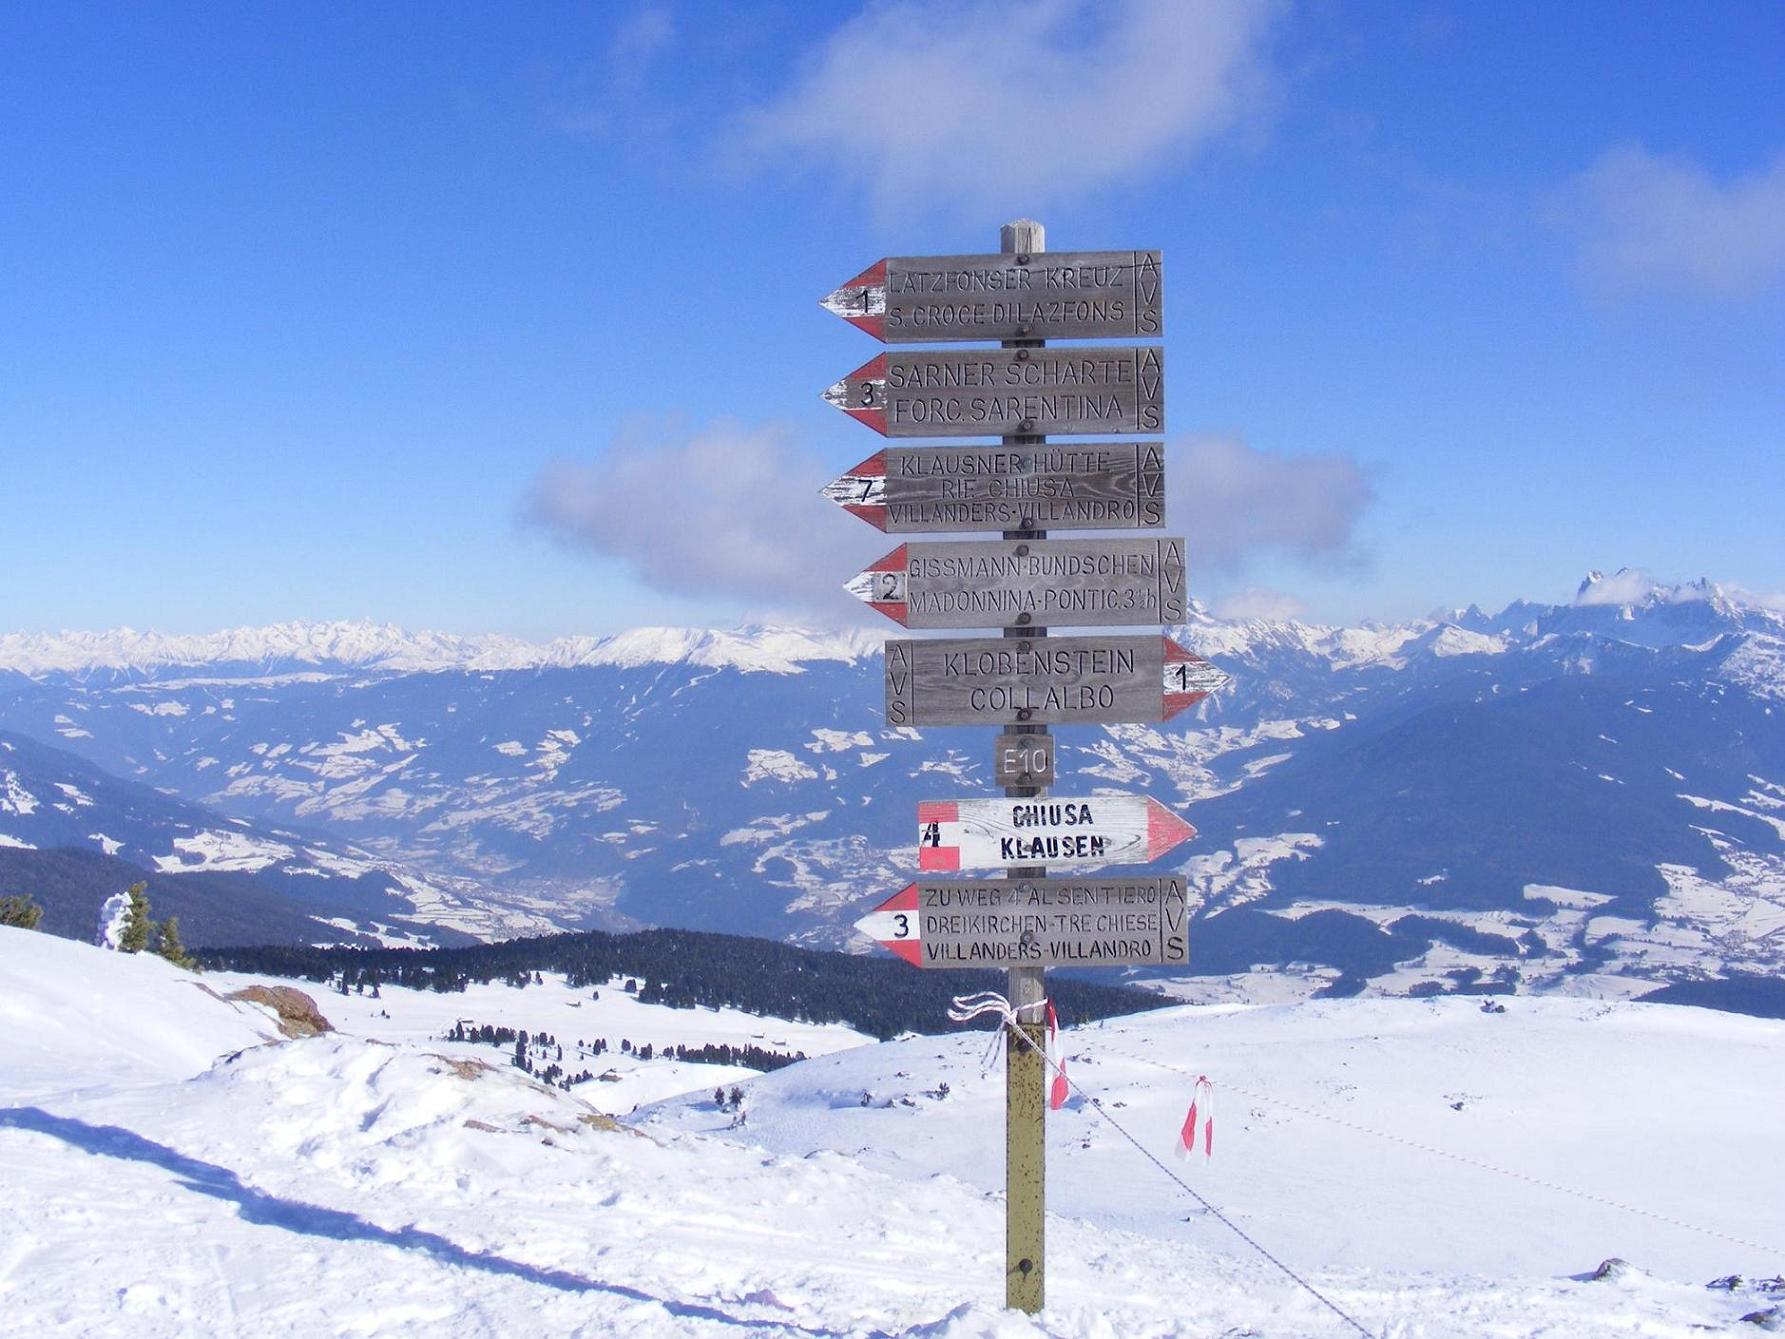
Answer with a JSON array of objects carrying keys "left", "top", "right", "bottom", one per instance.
[
  {"left": 3, "top": 929, "right": 1782, "bottom": 1336},
  {"left": 0, "top": 928, "right": 277, "bottom": 1098},
  {"left": 642, "top": 996, "right": 1785, "bottom": 1282},
  {"left": 200, "top": 964, "right": 872, "bottom": 1114}
]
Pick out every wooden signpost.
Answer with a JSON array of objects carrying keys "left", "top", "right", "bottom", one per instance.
[
  {"left": 822, "top": 219, "right": 1223, "bottom": 1315},
  {"left": 822, "top": 443, "right": 1167, "bottom": 534},
  {"left": 846, "top": 537, "right": 1186, "bottom": 628},
  {"left": 853, "top": 875, "right": 1189, "bottom": 968},
  {"left": 821, "top": 250, "right": 1162, "bottom": 343},
  {"left": 823, "top": 348, "right": 1164, "bottom": 437},
  {"left": 916, "top": 795, "right": 1195, "bottom": 871}
]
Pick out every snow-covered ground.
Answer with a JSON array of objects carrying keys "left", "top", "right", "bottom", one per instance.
[
  {"left": 199, "top": 964, "right": 872, "bottom": 1113},
  {"left": 3, "top": 927, "right": 1782, "bottom": 1337}
]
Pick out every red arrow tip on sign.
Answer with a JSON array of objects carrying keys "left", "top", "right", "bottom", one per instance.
[
  {"left": 1161, "top": 636, "right": 1231, "bottom": 719},
  {"left": 822, "top": 356, "right": 890, "bottom": 436},
  {"left": 820, "top": 452, "right": 889, "bottom": 530},
  {"left": 854, "top": 884, "right": 922, "bottom": 967},
  {"left": 819, "top": 260, "right": 889, "bottom": 340},
  {"left": 1146, "top": 799, "right": 1197, "bottom": 861},
  {"left": 843, "top": 545, "right": 909, "bottom": 626}
]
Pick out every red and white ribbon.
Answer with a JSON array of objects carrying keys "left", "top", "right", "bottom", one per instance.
[
  {"left": 1178, "top": 1075, "right": 1215, "bottom": 1160},
  {"left": 949, "top": 991, "right": 1070, "bottom": 1108},
  {"left": 1046, "top": 1001, "right": 1068, "bottom": 1111}
]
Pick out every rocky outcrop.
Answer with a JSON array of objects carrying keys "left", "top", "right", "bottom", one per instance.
[{"left": 224, "top": 985, "right": 333, "bottom": 1039}]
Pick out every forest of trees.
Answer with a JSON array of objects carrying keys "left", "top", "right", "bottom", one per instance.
[
  {"left": 444, "top": 1018, "right": 808, "bottom": 1090},
  {"left": 201, "top": 926, "right": 1167, "bottom": 1039}
]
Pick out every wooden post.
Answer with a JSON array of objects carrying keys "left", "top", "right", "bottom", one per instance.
[{"left": 1001, "top": 215, "right": 1047, "bottom": 1316}]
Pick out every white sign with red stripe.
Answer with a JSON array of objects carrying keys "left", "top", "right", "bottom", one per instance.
[{"left": 916, "top": 795, "right": 1194, "bottom": 872}]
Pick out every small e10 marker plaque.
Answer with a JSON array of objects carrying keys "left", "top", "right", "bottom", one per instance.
[{"left": 994, "top": 733, "right": 1054, "bottom": 787}]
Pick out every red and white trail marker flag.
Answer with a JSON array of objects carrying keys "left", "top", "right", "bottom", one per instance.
[
  {"left": 1046, "top": 1001, "right": 1068, "bottom": 1112},
  {"left": 1178, "top": 1075, "right": 1215, "bottom": 1160}
]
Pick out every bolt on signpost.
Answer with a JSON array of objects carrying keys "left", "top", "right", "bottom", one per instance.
[{"left": 822, "top": 221, "right": 1225, "bottom": 1314}]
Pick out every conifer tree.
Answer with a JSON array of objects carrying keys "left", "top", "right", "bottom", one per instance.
[
  {"left": 155, "top": 916, "right": 196, "bottom": 971},
  {"left": 0, "top": 894, "right": 43, "bottom": 929},
  {"left": 119, "top": 883, "right": 153, "bottom": 953}
]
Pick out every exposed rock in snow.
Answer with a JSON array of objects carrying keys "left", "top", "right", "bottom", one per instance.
[{"left": 223, "top": 985, "right": 334, "bottom": 1039}]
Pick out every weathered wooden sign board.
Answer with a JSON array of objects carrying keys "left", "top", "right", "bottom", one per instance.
[
  {"left": 884, "top": 634, "right": 1228, "bottom": 727},
  {"left": 822, "top": 443, "right": 1166, "bottom": 534},
  {"left": 854, "top": 875, "right": 1189, "bottom": 968},
  {"left": 917, "top": 795, "right": 1195, "bottom": 871},
  {"left": 846, "top": 537, "right": 1185, "bottom": 629},
  {"left": 820, "top": 251, "right": 1163, "bottom": 343},
  {"left": 824, "top": 348, "right": 1164, "bottom": 437}
]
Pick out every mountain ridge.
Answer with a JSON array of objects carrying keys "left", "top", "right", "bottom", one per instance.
[
  {"left": 4, "top": 568, "right": 1778, "bottom": 682},
  {"left": 0, "top": 567, "right": 1778, "bottom": 1006},
  {"left": 0, "top": 620, "right": 886, "bottom": 680}
]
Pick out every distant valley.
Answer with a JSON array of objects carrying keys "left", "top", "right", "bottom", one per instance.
[{"left": 2, "top": 570, "right": 1780, "bottom": 1011}]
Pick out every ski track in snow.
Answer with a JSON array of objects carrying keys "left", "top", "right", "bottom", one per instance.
[{"left": 3, "top": 930, "right": 1782, "bottom": 1337}]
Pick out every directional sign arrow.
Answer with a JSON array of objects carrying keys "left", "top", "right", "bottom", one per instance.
[
  {"left": 822, "top": 348, "right": 1164, "bottom": 438},
  {"left": 853, "top": 882, "right": 923, "bottom": 966},
  {"left": 820, "top": 443, "right": 1166, "bottom": 534},
  {"left": 916, "top": 795, "right": 1194, "bottom": 872},
  {"left": 845, "top": 537, "right": 1185, "bottom": 629},
  {"left": 820, "top": 250, "right": 1163, "bottom": 343},
  {"left": 884, "top": 634, "right": 1229, "bottom": 728},
  {"left": 853, "top": 876, "right": 1190, "bottom": 970}
]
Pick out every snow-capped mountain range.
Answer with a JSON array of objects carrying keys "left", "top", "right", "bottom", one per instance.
[
  {"left": 1, "top": 570, "right": 1780, "bottom": 1008},
  {"left": 0, "top": 620, "right": 882, "bottom": 680}
]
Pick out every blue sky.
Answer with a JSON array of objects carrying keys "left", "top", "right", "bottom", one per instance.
[{"left": 2, "top": 1, "right": 1780, "bottom": 638}]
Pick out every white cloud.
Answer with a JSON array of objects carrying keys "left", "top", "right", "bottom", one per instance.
[
  {"left": 1737, "top": 587, "right": 1785, "bottom": 614},
  {"left": 525, "top": 424, "right": 1372, "bottom": 622},
  {"left": 1574, "top": 568, "right": 1661, "bottom": 607},
  {"left": 1172, "top": 435, "right": 1373, "bottom": 573},
  {"left": 522, "top": 419, "right": 884, "bottom": 619},
  {"left": 742, "top": 0, "right": 1282, "bottom": 215},
  {"left": 1213, "top": 588, "right": 1308, "bottom": 622},
  {"left": 1559, "top": 146, "right": 1785, "bottom": 297}
]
